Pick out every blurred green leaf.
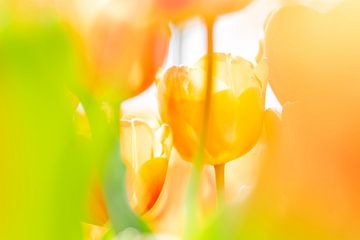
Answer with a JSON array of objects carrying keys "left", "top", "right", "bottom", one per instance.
[
  {"left": 0, "top": 13, "right": 89, "bottom": 240},
  {"left": 75, "top": 79, "right": 150, "bottom": 236}
]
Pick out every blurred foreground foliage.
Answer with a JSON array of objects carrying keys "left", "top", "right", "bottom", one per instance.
[
  {"left": 0, "top": 10, "right": 89, "bottom": 239},
  {"left": 0, "top": 4, "right": 148, "bottom": 239}
]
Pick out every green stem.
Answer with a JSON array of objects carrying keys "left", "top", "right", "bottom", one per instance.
[
  {"left": 185, "top": 18, "right": 215, "bottom": 239},
  {"left": 202, "top": 19, "right": 214, "bottom": 147},
  {"left": 112, "top": 101, "right": 120, "bottom": 139},
  {"left": 193, "top": 19, "right": 215, "bottom": 169}
]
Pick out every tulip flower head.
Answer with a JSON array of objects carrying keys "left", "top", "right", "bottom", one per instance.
[
  {"left": 120, "top": 117, "right": 172, "bottom": 214},
  {"left": 84, "top": 2, "right": 169, "bottom": 100},
  {"left": 154, "top": 0, "right": 253, "bottom": 21},
  {"left": 54, "top": 0, "right": 169, "bottom": 101},
  {"left": 156, "top": 53, "right": 267, "bottom": 165},
  {"left": 264, "top": 0, "right": 360, "bottom": 104}
]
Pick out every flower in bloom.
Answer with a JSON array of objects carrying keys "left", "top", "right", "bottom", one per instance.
[
  {"left": 120, "top": 116, "right": 172, "bottom": 214},
  {"left": 156, "top": 53, "right": 267, "bottom": 165}
]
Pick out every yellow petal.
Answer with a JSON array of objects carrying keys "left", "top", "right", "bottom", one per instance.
[
  {"left": 120, "top": 119, "right": 154, "bottom": 172},
  {"left": 207, "top": 87, "right": 264, "bottom": 165}
]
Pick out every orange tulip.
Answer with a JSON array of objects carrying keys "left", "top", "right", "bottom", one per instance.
[
  {"left": 278, "top": 0, "right": 342, "bottom": 12},
  {"left": 156, "top": 53, "right": 267, "bottom": 165},
  {"left": 264, "top": 0, "right": 360, "bottom": 104},
  {"left": 54, "top": 0, "right": 169, "bottom": 100},
  {"left": 153, "top": 0, "right": 253, "bottom": 21},
  {"left": 239, "top": 1, "right": 360, "bottom": 237},
  {"left": 120, "top": 116, "right": 172, "bottom": 214},
  {"left": 83, "top": 2, "right": 169, "bottom": 100}
]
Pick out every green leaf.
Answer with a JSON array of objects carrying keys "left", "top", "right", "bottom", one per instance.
[{"left": 0, "top": 14, "right": 89, "bottom": 240}]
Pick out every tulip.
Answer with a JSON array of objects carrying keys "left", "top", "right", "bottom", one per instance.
[
  {"left": 153, "top": 0, "right": 253, "bottom": 22},
  {"left": 264, "top": 0, "right": 360, "bottom": 104},
  {"left": 278, "top": 0, "right": 342, "bottom": 12},
  {"left": 54, "top": 1, "right": 170, "bottom": 234},
  {"left": 230, "top": 1, "right": 360, "bottom": 238},
  {"left": 118, "top": 115, "right": 218, "bottom": 237},
  {"left": 120, "top": 116, "right": 172, "bottom": 214},
  {"left": 156, "top": 53, "right": 267, "bottom": 166},
  {"left": 153, "top": 0, "right": 256, "bottom": 212},
  {"left": 53, "top": 0, "right": 169, "bottom": 101},
  {"left": 82, "top": 1, "right": 169, "bottom": 100}
]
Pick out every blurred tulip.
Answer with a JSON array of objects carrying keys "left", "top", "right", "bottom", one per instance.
[
  {"left": 264, "top": 0, "right": 360, "bottom": 104},
  {"left": 83, "top": 3, "right": 169, "bottom": 100},
  {"left": 153, "top": 0, "right": 253, "bottom": 22},
  {"left": 235, "top": 99, "right": 360, "bottom": 239},
  {"left": 278, "top": 0, "right": 342, "bottom": 12},
  {"left": 120, "top": 117, "right": 172, "bottom": 214},
  {"left": 156, "top": 53, "right": 267, "bottom": 165},
  {"left": 54, "top": 0, "right": 169, "bottom": 101},
  {"left": 262, "top": 1, "right": 360, "bottom": 236},
  {"left": 215, "top": 1, "right": 360, "bottom": 238}
]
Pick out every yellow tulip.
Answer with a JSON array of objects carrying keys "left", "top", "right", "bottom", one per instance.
[
  {"left": 120, "top": 116, "right": 172, "bottom": 214},
  {"left": 156, "top": 53, "right": 267, "bottom": 165}
]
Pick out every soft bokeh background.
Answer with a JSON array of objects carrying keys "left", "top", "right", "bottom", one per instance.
[{"left": 3, "top": 0, "right": 358, "bottom": 239}]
